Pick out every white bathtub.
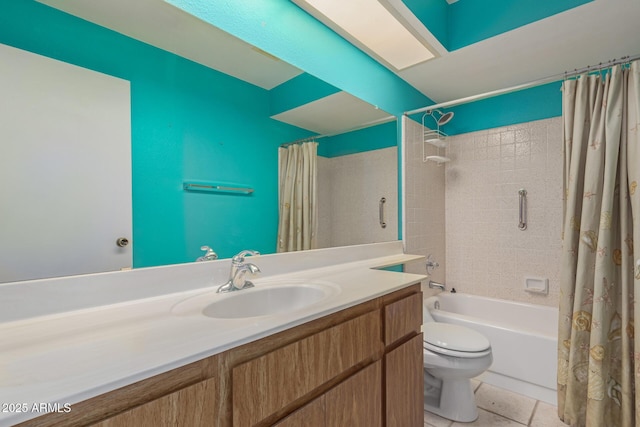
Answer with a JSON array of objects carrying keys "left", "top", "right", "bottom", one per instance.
[{"left": 424, "top": 293, "right": 558, "bottom": 405}]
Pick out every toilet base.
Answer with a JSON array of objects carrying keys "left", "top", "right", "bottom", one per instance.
[{"left": 424, "top": 376, "right": 478, "bottom": 423}]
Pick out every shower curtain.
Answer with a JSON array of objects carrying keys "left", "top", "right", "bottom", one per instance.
[
  {"left": 276, "top": 141, "right": 318, "bottom": 252},
  {"left": 558, "top": 60, "right": 639, "bottom": 426}
]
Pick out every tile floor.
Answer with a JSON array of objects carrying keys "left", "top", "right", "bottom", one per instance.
[{"left": 424, "top": 380, "right": 567, "bottom": 427}]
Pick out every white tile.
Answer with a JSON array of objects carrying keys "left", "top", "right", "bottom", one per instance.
[
  {"left": 529, "top": 121, "right": 548, "bottom": 140},
  {"left": 530, "top": 402, "right": 568, "bottom": 427},
  {"left": 444, "top": 118, "right": 563, "bottom": 302},
  {"left": 501, "top": 131, "right": 516, "bottom": 145},
  {"left": 500, "top": 156, "right": 515, "bottom": 171},
  {"left": 475, "top": 134, "right": 488, "bottom": 148},
  {"left": 488, "top": 133, "right": 501, "bottom": 146},
  {"left": 424, "top": 411, "right": 454, "bottom": 427},
  {"left": 475, "top": 383, "right": 536, "bottom": 425},
  {"left": 451, "top": 408, "right": 526, "bottom": 427},
  {"left": 501, "top": 144, "right": 516, "bottom": 157},
  {"left": 515, "top": 128, "right": 530, "bottom": 143}
]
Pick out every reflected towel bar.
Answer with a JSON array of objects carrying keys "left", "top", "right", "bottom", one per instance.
[{"left": 183, "top": 182, "right": 254, "bottom": 195}]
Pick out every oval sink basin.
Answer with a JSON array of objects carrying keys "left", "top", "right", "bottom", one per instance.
[
  {"left": 202, "top": 284, "right": 331, "bottom": 319},
  {"left": 171, "top": 281, "right": 340, "bottom": 319}
]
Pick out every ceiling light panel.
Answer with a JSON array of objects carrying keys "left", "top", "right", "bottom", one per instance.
[{"left": 295, "top": 0, "right": 435, "bottom": 70}]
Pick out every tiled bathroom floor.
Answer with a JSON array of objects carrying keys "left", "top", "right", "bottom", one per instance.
[{"left": 424, "top": 381, "right": 567, "bottom": 427}]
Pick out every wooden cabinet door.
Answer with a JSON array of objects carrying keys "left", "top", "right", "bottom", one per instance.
[
  {"left": 272, "top": 395, "right": 325, "bottom": 427},
  {"left": 273, "top": 361, "right": 382, "bottom": 427},
  {"left": 232, "top": 310, "right": 381, "bottom": 426},
  {"left": 385, "top": 334, "right": 423, "bottom": 427},
  {"left": 326, "top": 361, "right": 382, "bottom": 427},
  {"left": 92, "top": 378, "right": 216, "bottom": 427}
]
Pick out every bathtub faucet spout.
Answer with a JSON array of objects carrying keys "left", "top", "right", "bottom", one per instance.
[{"left": 428, "top": 280, "right": 445, "bottom": 291}]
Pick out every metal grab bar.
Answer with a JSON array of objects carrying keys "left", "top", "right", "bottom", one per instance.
[
  {"left": 518, "top": 189, "right": 527, "bottom": 230},
  {"left": 379, "top": 197, "right": 387, "bottom": 229}
]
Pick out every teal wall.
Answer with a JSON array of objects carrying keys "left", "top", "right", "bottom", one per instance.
[
  {"left": 401, "top": 0, "right": 448, "bottom": 48},
  {"left": 402, "top": 0, "right": 592, "bottom": 51},
  {"left": 318, "top": 121, "right": 397, "bottom": 158},
  {"left": 443, "top": 82, "right": 562, "bottom": 135},
  {"left": 270, "top": 73, "right": 341, "bottom": 116},
  {"left": 411, "top": 82, "right": 563, "bottom": 137},
  {"left": 0, "top": 0, "right": 311, "bottom": 267},
  {"left": 448, "top": 0, "right": 592, "bottom": 51}
]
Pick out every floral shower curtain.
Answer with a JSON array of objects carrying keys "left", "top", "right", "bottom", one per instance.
[
  {"left": 276, "top": 141, "right": 318, "bottom": 252},
  {"left": 558, "top": 60, "right": 639, "bottom": 426}
]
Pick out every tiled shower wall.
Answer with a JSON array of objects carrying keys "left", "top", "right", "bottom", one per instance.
[
  {"left": 403, "top": 116, "right": 446, "bottom": 292},
  {"left": 445, "top": 117, "right": 563, "bottom": 307},
  {"left": 317, "top": 147, "right": 398, "bottom": 249}
]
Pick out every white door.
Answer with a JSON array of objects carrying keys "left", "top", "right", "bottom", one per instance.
[{"left": 0, "top": 43, "right": 132, "bottom": 283}]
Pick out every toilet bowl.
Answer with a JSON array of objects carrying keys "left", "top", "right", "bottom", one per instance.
[{"left": 423, "top": 299, "right": 492, "bottom": 422}]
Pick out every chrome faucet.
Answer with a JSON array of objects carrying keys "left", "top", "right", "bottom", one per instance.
[
  {"left": 196, "top": 245, "right": 218, "bottom": 261},
  {"left": 428, "top": 280, "right": 445, "bottom": 291},
  {"left": 216, "top": 250, "right": 261, "bottom": 293}
]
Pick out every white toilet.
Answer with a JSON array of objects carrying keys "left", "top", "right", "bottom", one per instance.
[{"left": 422, "top": 297, "right": 493, "bottom": 422}]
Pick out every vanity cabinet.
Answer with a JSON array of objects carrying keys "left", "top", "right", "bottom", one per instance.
[{"left": 22, "top": 284, "right": 422, "bottom": 427}]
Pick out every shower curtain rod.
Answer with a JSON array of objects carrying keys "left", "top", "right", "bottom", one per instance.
[
  {"left": 279, "top": 114, "right": 395, "bottom": 148},
  {"left": 404, "top": 53, "right": 640, "bottom": 117},
  {"left": 280, "top": 137, "right": 317, "bottom": 148}
]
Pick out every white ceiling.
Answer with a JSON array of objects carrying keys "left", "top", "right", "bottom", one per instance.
[
  {"left": 37, "top": 0, "right": 640, "bottom": 132},
  {"left": 396, "top": 0, "right": 640, "bottom": 103},
  {"left": 272, "top": 92, "right": 393, "bottom": 135},
  {"left": 37, "top": 0, "right": 303, "bottom": 90}
]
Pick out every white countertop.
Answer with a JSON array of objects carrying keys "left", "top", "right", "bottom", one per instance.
[{"left": 0, "top": 242, "right": 426, "bottom": 426}]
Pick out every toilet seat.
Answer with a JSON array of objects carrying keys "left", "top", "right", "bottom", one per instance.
[{"left": 423, "top": 323, "right": 491, "bottom": 358}]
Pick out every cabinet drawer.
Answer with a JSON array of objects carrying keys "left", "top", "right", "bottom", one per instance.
[
  {"left": 232, "top": 310, "right": 382, "bottom": 427},
  {"left": 384, "top": 292, "right": 422, "bottom": 346}
]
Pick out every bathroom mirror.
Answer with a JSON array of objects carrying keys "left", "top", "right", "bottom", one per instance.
[{"left": 0, "top": 0, "right": 399, "bottom": 283}]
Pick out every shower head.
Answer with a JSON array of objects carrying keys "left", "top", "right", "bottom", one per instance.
[
  {"left": 437, "top": 111, "right": 454, "bottom": 125},
  {"left": 426, "top": 109, "right": 454, "bottom": 126}
]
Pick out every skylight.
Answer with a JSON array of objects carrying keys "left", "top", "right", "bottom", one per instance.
[{"left": 294, "top": 0, "right": 436, "bottom": 71}]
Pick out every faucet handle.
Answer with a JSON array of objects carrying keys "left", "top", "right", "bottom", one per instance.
[
  {"left": 232, "top": 249, "right": 260, "bottom": 264},
  {"left": 197, "top": 246, "right": 218, "bottom": 261},
  {"left": 425, "top": 254, "right": 440, "bottom": 274}
]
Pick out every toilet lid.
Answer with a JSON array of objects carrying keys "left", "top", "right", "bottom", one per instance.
[{"left": 423, "top": 323, "right": 490, "bottom": 353}]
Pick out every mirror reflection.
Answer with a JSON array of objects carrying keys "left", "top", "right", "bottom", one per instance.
[{"left": 0, "top": 0, "right": 398, "bottom": 283}]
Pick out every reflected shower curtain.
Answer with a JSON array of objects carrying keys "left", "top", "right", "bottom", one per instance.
[
  {"left": 558, "top": 60, "right": 639, "bottom": 426},
  {"left": 276, "top": 142, "right": 318, "bottom": 252}
]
